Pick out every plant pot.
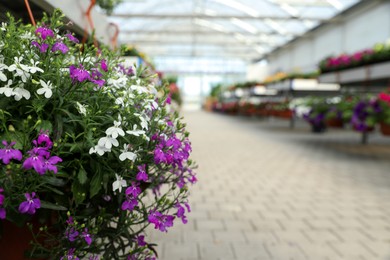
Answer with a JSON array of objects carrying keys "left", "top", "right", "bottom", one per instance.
[
  {"left": 277, "top": 110, "right": 293, "bottom": 119},
  {"left": 380, "top": 122, "right": 390, "bottom": 136},
  {"left": 326, "top": 118, "right": 344, "bottom": 128},
  {"left": 0, "top": 220, "right": 45, "bottom": 260}
]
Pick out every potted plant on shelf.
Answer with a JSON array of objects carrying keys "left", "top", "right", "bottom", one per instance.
[
  {"left": 302, "top": 97, "right": 329, "bottom": 133},
  {"left": 350, "top": 98, "right": 381, "bottom": 133},
  {"left": 377, "top": 92, "right": 390, "bottom": 135},
  {"left": 0, "top": 10, "right": 196, "bottom": 259}
]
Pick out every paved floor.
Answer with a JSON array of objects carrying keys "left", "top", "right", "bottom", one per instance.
[{"left": 147, "top": 111, "right": 390, "bottom": 260}]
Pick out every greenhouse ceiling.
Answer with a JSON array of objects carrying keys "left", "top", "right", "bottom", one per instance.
[{"left": 105, "top": 0, "right": 362, "bottom": 73}]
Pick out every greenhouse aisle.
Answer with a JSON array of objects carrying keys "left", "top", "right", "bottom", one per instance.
[{"left": 147, "top": 111, "right": 390, "bottom": 260}]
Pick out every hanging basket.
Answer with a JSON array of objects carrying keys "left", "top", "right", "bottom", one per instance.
[{"left": 380, "top": 122, "right": 390, "bottom": 136}]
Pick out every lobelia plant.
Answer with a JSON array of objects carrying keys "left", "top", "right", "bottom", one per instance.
[{"left": 0, "top": 10, "right": 196, "bottom": 259}]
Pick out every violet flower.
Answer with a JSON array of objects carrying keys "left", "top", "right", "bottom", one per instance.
[
  {"left": 136, "top": 164, "right": 148, "bottom": 181},
  {"left": 52, "top": 42, "right": 69, "bottom": 54},
  {"left": 121, "top": 197, "right": 138, "bottom": 211},
  {"left": 65, "top": 227, "right": 79, "bottom": 242},
  {"left": 125, "top": 183, "right": 141, "bottom": 198},
  {"left": 148, "top": 210, "right": 175, "bottom": 232},
  {"left": 35, "top": 26, "right": 54, "bottom": 40},
  {"left": 0, "top": 188, "right": 5, "bottom": 219},
  {"left": 37, "top": 132, "right": 53, "bottom": 148},
  {"left": 0, "top": 140, "right": 22, "bottom": 164},
  {"left": 66, "top": 33, "right": 79, "bottom": 43},
  {"left": 18, "top": 192, "right": 40, "bottom": 215},
  {"left": 69, "top": 65, "right": 90, "bottom": 83},
  {"left": 60, "top": 248, "right": 79, "bottom": 260},
  {"left": 42, "top": 155, "right": 62, "bottom": 174},
  {"left": 31, "top": 41, "right": 49, "bottom": 53},
  {"left": 136, "top": 235, "right": 146, "bottom": 247},
  {"left": 82, "top": 228, "right": 93, "bottom": 245},
  {"left": 101, "top": 59, "right": 108, "bottom": 72},
  {"left": 23, "top": 147, "right": 47, "bottom": 175}
]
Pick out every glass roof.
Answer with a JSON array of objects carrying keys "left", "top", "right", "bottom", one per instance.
[{"left": 105, "top": 0, "right": 362, "bottom": 75}]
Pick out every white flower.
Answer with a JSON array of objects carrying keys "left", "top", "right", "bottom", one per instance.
[
  {"left": 8, "top": 57, "right": 30, "bottom": 82},
  {"left": 28, "top": 59, "right": 44, "bottom": 74},
  {"left": 76, "top": 102, "right": 87, "bottom": 116},
  {"left": 144, "top": 99, "right": 158, "bottom": 111},
  {"left": 130, "top": 84, "right": 149, "bottom": 94},
  {"left": 20, "top": 32, "right": 35, "bottom": 40},
  {"left": 135, "top": 113, "right": 149, "bottom": 130},
  {"left": 112, "top": 174, "right": 127, "bottom": 193},
  {"left": 1, "top": 22, "right": 6, "bottom": 31},
  {"left": 89, "top": 145, "right": 111, "bottom": 156},
  {"left": 37, "top": 80, "right": 53, "bottom": 98},
  {"left": 13, "top": 86, "right": 30, "bottom": 101},
  {"left": 0, "top": 63, "right": 8, "bottom": 82},
  {"left": 115, "top": 97, "right": 124, "bottom": 107},
  {"left": 119, "top": 144, "right": 137, "bottom": 161},
  {"left": 98, "top": 136, "right": 119, "bottom": 149},
  {"left": 107, "top": 77, "right": 127, "bottom": 89},
  {"left": 126, "top": 125, "right": 145, "bottom": 136},
  {"left": 105, "top": 121, "right": 125, "bottom": 139},
  {"left": 0, "top": 80, "right": 13, "bottom": 97}
]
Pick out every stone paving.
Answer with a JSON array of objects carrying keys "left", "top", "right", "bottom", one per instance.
[{"left": 147, "top": 111, "right": 390, "bottom": 260}]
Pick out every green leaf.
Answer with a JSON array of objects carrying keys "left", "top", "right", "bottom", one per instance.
[
  {"left": 78, "top": 167, "right": 88, "bottom": 185},
  {"left": 40, "top": 200, "right": 67, "bottom": 211},
  {"left": 90, "top": 170, "right": 103, "bottom": 198},
  {"left": 72, "top": 180, "right": 87, "bottom": 205},
  {"left": 43, "top": 186, "right": 64, "bottom": 195},
  {"left": 43, "top": 176, "right": 66, "bottom": 187},
  {"left": 36, "top": 120, "right": 53, "bottom": 133}
]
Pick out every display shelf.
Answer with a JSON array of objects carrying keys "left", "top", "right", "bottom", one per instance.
[
  {"left": 266, "top": 78, "right": 340, "bottom": 92},
  {"left": 318, "top": 61, "right": 390, "bottom": 84}
]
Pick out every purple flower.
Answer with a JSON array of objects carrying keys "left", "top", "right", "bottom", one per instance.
[
  {"left": 101, "top": 59, "right": 108, "bottom": 72},
  {"left": 42, "top": 155, "right": 62, "bottom": 174},
  {"left": 0, "top": 208, "right": 5, "bottom": 219},
  {"left": 0, "top": 189, "right": 5, "bottom": 219},
  {"left": 65, "top": 227, "right": 79, "bottom": 242},
  {"left": 166, "top": 94, "right": 171, "bottom": 105},
  {"left": 148, "top": 210, "right": 175, "bottom": 232},
  {"left": 125, "top": 183, "right": 141, "bottom": 198},
  {"left": 35, "top": 26, "right": 54, "bottom": 40},
  {"left": 37, "top": 132, "right": 53, "bottom": 148},
  {"left": 66, "top": 33, "right": 79, "bottom": 43},
  {"left": 176, "top": 202, "right": 191, "bottom": 224},
  {"left": 69, "top": 65, "right": 90, "bottom": 83},
  {"left": 0, "top": 141, "right": 23, "bottom": 164},
  {"left": 136, "top": 164, "right": 148, "bottom": 181},
  {"left": 82, "top": 228, "right": 92, "bottom": 245},
  {"left": 31, "top": 41, "right": 49, "bottom": 53},
  {"left": 89, "top": 69, "right": 105, "bottom": 87},
  {"left": 60, "top": 248, "right": 79, "bottom": 260},
  {"left": 121, "top": 197, "right": 138, "bottom": 211},
  {"left": 136, "top": 235, "right": 146, "bottom": 247},
  {"left": 23, "top": 147, "right": 47, "bottom": 175},
  {"left": 52, "top": 42, "right": 69, "bottom": 54},
  {"left": 154, "top": 148, "right": 166, "bottom": 164},
  {"left": 18, "top": 192, "right": 41, "bottom": 215}
]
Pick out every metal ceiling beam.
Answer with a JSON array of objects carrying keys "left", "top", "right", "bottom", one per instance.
[
  {"left": 120, "top": 29, "right": 299, "bottom": 37},
  {"left": 111, "top": 13, "right": 326, "bottom": 21},
  {"left": 121, "top": 39, "right": 278, "bottom": 47}
]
